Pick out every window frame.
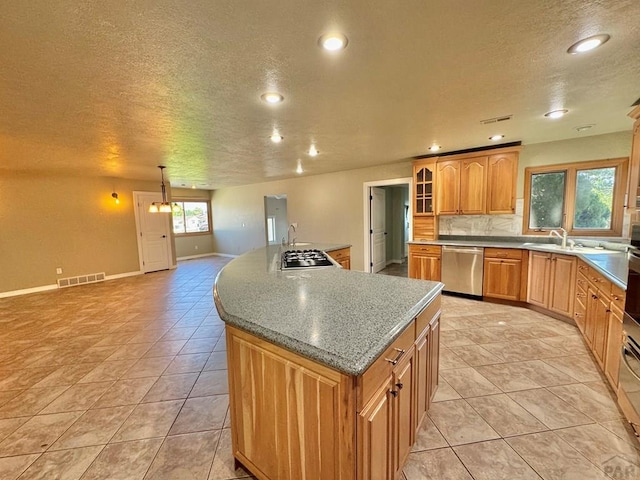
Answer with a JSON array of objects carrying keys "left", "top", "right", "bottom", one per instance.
[
  {"left": 523, "top": 157, "right": 628, "bottom": 237},
  {"left": 171, "top": 199, "right": 213, "bottom": 236}
]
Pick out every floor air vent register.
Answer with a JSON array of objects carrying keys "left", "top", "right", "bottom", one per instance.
[{"left": 57, "top": 272, "right": 106, "bottom": 288}]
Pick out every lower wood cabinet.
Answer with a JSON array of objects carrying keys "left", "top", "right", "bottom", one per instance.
[
  {"left": 483, "top": 248, "right": 525, "bottom": 301},
  {"left": 573, "top": 260, "right": 626, "bottom": 390},
  {"left": 527, "top": 252, "right": 576, "bottom": 317},
  {"left": 605, "top": 303, "right": 624, "bottom": 387},
  {"left": 328, "top": 247, "right": 351, "bottom": 270},
  {"left": 408, "top": 244, "right": 441, "bottom": 281},
  {"left": 226, "top": 295, "right": 442, "bottom": 480}
]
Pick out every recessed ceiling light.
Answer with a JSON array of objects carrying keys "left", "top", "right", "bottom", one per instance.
[
  {"left": 544, "top": 109, "right": 568, "bottom": 119},
  {"left": 489, "top": 135, "right": 504, "bottom": 141},
  {"left": 318, "top": 33, "right": 348, "bottom": 51},
  {"left": 270, "top": 133, "right": 283, "bottom": 143},
  {"left": 296, "top": 161, "right": 303, "bottom": 174},
  {"left": 567, "top": 34, "right": 610, "bottom": 54},
  {"left": 576, "top": 124, "right": 594, "bottom": 132},
  {"left": 308, "top": 145, "right": 319, "bottom": 157},
  {"left": 261, "top": 92, "right": 284, "bottom": 104},
  {"left": 429, "top": 145, "right": 441, "bottom": 152}
]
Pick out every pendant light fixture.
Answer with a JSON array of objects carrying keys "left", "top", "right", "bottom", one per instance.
[{"left": 149, "top": 165, "right": 172, "bottom": 213}]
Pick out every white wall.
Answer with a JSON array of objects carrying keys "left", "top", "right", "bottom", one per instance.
[{"left": 211, "top": 162, "right": 412, "bottom": 271}]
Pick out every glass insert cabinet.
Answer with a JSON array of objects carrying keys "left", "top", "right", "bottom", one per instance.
[{"left": 413, "top": 160, "right": 436, "bottom": 216}]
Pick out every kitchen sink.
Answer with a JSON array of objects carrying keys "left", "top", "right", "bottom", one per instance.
[{"left": 522, "top": 243, "right": 620, "bottom": 255}]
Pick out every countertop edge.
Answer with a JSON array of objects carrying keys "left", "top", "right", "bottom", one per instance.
[
  {"left": 214, "top": 272, "right": 444, "bottom": 376},
  {"left": 409, "top": 240, "right": 628, "bottom": 289}
]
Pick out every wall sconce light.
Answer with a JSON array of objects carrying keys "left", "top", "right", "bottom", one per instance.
[
  {"left": 149, "top": 165, "right": 172, "bottom": 213},
  {"left": 111, "top": 192, "right": 120, "bottom": 204}
]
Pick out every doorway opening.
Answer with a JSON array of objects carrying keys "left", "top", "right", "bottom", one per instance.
[
  {"left": 264, "top": 195, "right": 288, "bottom": 245},
  {"left": 362, "top": 178, "right": 412, "bottom": 276}
]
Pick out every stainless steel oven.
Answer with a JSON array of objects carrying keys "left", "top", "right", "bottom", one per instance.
[{"left": 620, "top": 225, "right": 640, "bottom": 435}]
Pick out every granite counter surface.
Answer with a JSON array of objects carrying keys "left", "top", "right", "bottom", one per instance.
[
  {"left": 213, "top": 243, "right": 443, "bottom": 376},
  {"left": 409, "top": 239, "right": 629, "bottom": 289}
]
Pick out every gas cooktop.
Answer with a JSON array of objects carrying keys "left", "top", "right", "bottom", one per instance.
[{"left": 281, "top": 249, "right": 335, "bottom": 269}]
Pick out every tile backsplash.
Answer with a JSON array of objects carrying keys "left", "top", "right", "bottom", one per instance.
[{"left": 438, "top": 199, "right": 524, "bottom": 236}]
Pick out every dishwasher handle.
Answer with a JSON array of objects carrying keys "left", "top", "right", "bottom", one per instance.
[{"left": 442, "top": 246, "right": 484, "bottom": 255}]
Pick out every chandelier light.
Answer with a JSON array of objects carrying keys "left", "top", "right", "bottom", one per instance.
[{"left": 149, "top": 165, "right": 172, "bottom": 213}]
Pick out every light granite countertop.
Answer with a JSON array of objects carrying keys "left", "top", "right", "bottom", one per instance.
[
  {"left": 409, "top": 238, "right": 629, "bottom": 289},
  {"left": 213, "top": 243, "right": 443, "bottom": 376}
]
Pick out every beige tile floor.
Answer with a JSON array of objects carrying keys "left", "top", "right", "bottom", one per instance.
[{"left": 0, "top": 257, "right": 639, "bottom": 480}]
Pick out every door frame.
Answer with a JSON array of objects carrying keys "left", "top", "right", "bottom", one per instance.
[
  {"left": 132, "top": 191, "right": 175, "bottom": 273},
  {"left": 362, "top": 178, "right": 412, "bottom": 273}
]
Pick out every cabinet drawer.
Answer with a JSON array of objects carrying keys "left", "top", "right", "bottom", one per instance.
[
  {"left": 409, "top": 244, "right": 441, "bottom": 256},
  {"left": 484, "top": 248, "right": 522, "bottom": 260},
  {"left": 576, "top": 273, "right": 588, "bottom": 293},
  {"left": 577, "top": 260, "right": 589, "bottom": 275},
  {"left": 416, "top": 295, "right": 441, "bottom": 336},
  {"left": 328, "top": 247, "right": 350, "bottom": 261},
  {"left": 587, "top": 267, "right": 611, "bottom": 295},
  {"left": 358, "top": 320, "right": 415, "bottom": 410},
  {"left": 610, "top": 284, "right": 626, "bottom": 311}
]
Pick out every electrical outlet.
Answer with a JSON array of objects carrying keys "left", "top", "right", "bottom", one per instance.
[{"left": 56, "top": 267, "right": 63, "bottom": 275}]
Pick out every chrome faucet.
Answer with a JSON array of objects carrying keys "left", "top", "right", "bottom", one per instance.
[
  {"left": 287, "top": 224, "right": 296, "bottom": 247},
  {"left": 549, "top": 228, "right": 568, "bottom": 249}
]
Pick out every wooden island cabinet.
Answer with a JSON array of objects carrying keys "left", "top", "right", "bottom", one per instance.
[
  {"left": 573, "top": 259, "right": 626, "bottom": 390},
  {"left": 225, "top": 295, "right": 442, "bottom": 480},
  {"left": 328, "top": 247, "right": 351, "bottom": 270}
]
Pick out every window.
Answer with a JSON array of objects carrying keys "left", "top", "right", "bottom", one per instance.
[
  {"left": 266, "top": 216, "right": 276, "bottom": 243},
  {"left": 172, "top": 200, "right": 211, "bottom": 235},
  {"left": 523, "top": 158, "right": 627, "bottom": 236}
]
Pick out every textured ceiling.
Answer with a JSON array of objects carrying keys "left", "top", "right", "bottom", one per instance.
[{"left": 1, "top": 1, "right": 639, "bottom": 189}]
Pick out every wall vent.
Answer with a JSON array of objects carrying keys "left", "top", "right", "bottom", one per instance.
[
  {"left": 57, "top": 272, "right": 106, "bottom": 288},
  {"left": 480, "top": 115, "right": 513, "bottom": 125}
]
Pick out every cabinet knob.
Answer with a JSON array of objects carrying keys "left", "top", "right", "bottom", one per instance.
[
  {"left": 389, "top": 390, "right": 398, "bottom": 398},
  {"left": 396, "top": 382, "right": 404, "bottom": 390}
]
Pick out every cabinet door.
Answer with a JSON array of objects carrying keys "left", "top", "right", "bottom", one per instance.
[
  {"left": 436, "top": 161, "right": 460, "bottom": 215},
  {"left": 428, "top": 315, "right": 440, "bottom": 403},
  {"left": 358, "top": 380, "right": 393, "bottom": 480},
  {"left": 413, "top": 161, "right": 436, "bottom": 216},
  {"left": 605, "top": 303, "right": 623, "bottom": 388},
  {"left": 574, "top": 296, "right": 587, "bottom": 335},
  {"left": 414, "top": 330, "right": 430, "bottom": 431},
  {"left": 408, "top": 253, "right": 441, "bottom": 281},
  {"left": 548, "top": 255, "right": 576, "bottom": 316},
  {"left": 591, "top": 288, "right": 610, "bottom": 368},
  {"left": 483, "top": 258, "right": 521, "bottom": 300},
  {"left": 392, "top": 349, "right": 415, "bottom": 479},
  {"left": 460, "top": 157, "right": 487, "bottom": 215},
  {"left": 585, "top": 285, "right": 597, "bottom": 347},
  {"left": 339, "top": 259, "right": 351, "bottom": 270},
  {"left": 527, "top": 252, "right": 550, "bottom": 307},
  {"left": 487, "top": 152, "right": 518, "bottom": 214}
]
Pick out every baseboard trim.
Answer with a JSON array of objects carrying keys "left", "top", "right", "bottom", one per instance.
[
  {"left": 0, "top": 270, "right": 144, "bottom": 298},
  {"left": 0, "top": 284, "right": 58, "bottom": 298},
  {"left": 212, "top": 252, "right": 240, "bottom": 258},
  {"left": 106, "top": 271, "right": 143, "bottom": 280},
  {"left": 177, "top": 252, "right": 219, "bottom": 261},
  {"left": 386, "top": 258, "right": 404, "bottom": 265}
]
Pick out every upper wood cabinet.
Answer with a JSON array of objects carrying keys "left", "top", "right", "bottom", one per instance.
[
  {"left": 627, "top": 105, "right": 640, "bottom": 227},
  {"left": 460, "top": 157, "right": 488, "bottom": 214},
  {"left": 413, "top": 160, "right": 436, "bottom": 216},
  {"left": 435, "top": 160, "right": 460, "bottom": 215},
  {"left": 487, "top": 152, "right": 518, "bottom": 214},
  {"left": 433, "top": 146, "right": 519, "bottom": 216}
]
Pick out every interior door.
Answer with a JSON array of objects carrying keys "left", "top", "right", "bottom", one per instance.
[
  {"left": 134, "top": 192, "right": 173, "bottom": 273},
  {"left": 371, "top": 187, "right": 387, "bottom": 273}
]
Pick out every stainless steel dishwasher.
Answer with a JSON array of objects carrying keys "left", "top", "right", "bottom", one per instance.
[{"left": 441, "top": 246, "right": 484, "bottom": 296}]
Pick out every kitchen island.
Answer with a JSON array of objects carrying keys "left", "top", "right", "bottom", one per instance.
[{"left": 214, "top": 243, "right": 443, "bottom": 480}]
